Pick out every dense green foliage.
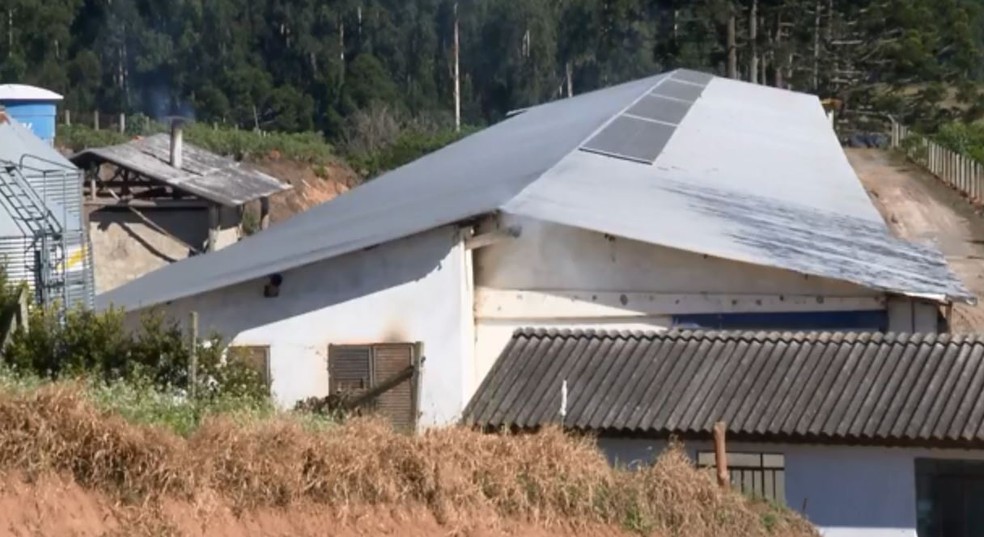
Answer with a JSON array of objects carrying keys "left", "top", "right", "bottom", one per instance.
[
  {"left": 10, "top": 0, "right": 984, "bottom": 141},
  {"left": 932, "top": 121, "right": 984, "bottom": 162},
  {"left": 58, "top": 121, "right": 336, "bottom": 163}
]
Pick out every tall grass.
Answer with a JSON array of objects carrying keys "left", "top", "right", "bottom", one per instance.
[{"left": 0, "top": 378, "right": 817, "bottom": 537}]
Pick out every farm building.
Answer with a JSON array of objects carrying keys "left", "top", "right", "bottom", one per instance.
[
  {"left": 0, "top": 109, "right": 93, "bottom": 308},
  {"left": 463, "top": 329, "right": 984, "bottom": 537},
  {"left": 69, "top": 121, "right": 291, "bottom": 293},
  {"left": 97, "top": 69, "right": 972, "bottom": 429}
]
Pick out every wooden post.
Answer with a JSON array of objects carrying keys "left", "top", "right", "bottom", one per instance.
[
  {"left": 207, "top": 204, "right": 220, "bottom": 252},
  {"left": 93, "top": 110, "right": 99, "bottom": 130},
  {"left": 189, "top": 311, "right": 199, "bottom": 399},
  {"left": 119, "top": 113, "right": 126, "bottom": 134},
  {"left": 259, "top": 196, "right": 270, "bottom": 231},
  {"left": 713, "top": 421, "right": 729, "bottom": 489},
  {"left": 64, "top": 109, "right": 71, "bottom": 126}
]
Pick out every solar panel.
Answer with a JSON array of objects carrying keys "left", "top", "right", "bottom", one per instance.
[
  {"left": 580, "top": 116, "right": 676, "bottom": 164},
  {"left": 625, "top": 94, "right": 693, "bottom": 125},
  {"left": 672, "top": 70, "right": 714, "bottom": 85},
  {"left": 651, "top": 79, "right": 705, "bottom": 102}
]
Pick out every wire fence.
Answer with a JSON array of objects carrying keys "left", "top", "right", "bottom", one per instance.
[{"left": 891, "top": 123, "right": 984, "bottom": 204}]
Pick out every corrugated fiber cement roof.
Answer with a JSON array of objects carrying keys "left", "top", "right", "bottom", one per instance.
[
  {"left": 463, "top": 329, "right": 984, "bottom": 448},
  {"left": 71, "top": 134, "right": 290, "bottom": 206},
  {"left": 97, "top": 69, "right": 973, "bottom": 311}
]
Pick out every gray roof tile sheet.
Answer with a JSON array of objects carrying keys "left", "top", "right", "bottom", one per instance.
[
  {"left": 70, "top": 133, "right": 290, "bottom": 206},
  {"left": 462, "top": 329, "right": 984, "bottom": 447}
]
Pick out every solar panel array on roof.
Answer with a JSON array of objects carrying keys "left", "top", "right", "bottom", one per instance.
[
  {"left": 579, "top": 116, "right": 676, "bottom": 164},
  {"left": 626, "top": 95, "right": 691, "bottom": 124},
  {"left": 579, "top": 71, "right": 709, "bottom": 165},
  {"left": 652, "top": 78, "right": 706, "bottom": 102}
]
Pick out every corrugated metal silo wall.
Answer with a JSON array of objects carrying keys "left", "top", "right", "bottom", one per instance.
[
  {"left": 0, "top": 234, "right": 38, "bottom": 295},
  {"left": 23, "top": 168, "right": 84, "bottom": 233},
  {"left": 64, "top": 230, "right": 94, "bottom": 310}
]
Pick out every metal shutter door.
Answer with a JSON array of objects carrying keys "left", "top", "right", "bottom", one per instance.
[
  {"left": 372, "top": 343, "right": 416, "bottom": 432},
  {"left": 329, "top": 345, "right": 372, "bottom": 396}
]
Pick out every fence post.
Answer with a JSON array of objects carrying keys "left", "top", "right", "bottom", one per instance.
[
  {"left": 119, "top": 113, "right": 126, "bottom": 134},
  {"left": 64, "top": 109, "right": 71, "bottom": 126},
  {"left": 93, "top": 110, "right": 100, "bottom": 130},
  {"left": 189, "top": 311, "right": 199, "bottom": 399},
  {"left": 714, "top": 421, "right": 729, "bottom": 489}
]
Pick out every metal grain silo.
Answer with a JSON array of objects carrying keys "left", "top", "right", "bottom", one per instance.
[
  {"left": 0, "top": 85, "right": 62, "bottom": 146},
  {"left": 0, "top": 112, "right": 93, "bottom": 310}
]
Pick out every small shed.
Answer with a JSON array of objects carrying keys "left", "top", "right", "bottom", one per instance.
[
  {"left": 69, "top": 121, "right": 292, "bottom": 293},
  {"left": 0, "top": 85, "right": 62, "bottom": 146}
]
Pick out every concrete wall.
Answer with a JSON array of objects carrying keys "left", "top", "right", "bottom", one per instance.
[
  {"left": 600, "top": 438, "right": 984, "bottom": 537},
  {"left": 469, "top": 215, "right": 916, "bottom": 399},
  {"left": 90, "top": 206, "right": 241, "bottom": 293},
  {"left": 130, "top": 225, "right": 472, "bottom": 426}
]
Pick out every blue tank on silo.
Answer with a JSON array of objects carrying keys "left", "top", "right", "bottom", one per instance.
[{"left": 0, "top": 84, "right": 62, "bottom": 146}]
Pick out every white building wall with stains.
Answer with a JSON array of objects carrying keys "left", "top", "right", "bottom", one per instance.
[
  {"left": 600, "top": 437, "right": 984, "bottom": 537},
  {"left": 469, "top": 214, "right": 940, "bottom": 401},
  {"left": 131, "top": 225, "right": 473, "bottom": 426}
]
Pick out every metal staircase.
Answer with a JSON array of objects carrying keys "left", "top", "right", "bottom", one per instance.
[{"left": 0, "top": 160, "right": 67, "bottom": 309}]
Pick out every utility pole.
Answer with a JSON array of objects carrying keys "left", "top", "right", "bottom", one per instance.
[
  {"left": 749, "top": 0, "right": 758, "bottom": 84},
  {"left": 813, "top": 0, "right": 822, "bottom": 91},
  {"left": 727, "top": 3, "right": 737, "bottom": 80},
  {"left": 453, "top": 1, "right": 461, "bottom": 132}
]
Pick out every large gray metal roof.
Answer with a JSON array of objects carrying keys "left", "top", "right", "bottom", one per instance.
[
  {"left": 463, "top": 328, "right": 984, "bottom": 448},
  {"left": 70, "top": 134, "right": 290, "bottom": 206},
  {"left": 97, "top": 69, "right": 973, "bottom": 312}
]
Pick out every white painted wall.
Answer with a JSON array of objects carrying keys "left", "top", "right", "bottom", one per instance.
[
  {"left": 600, "top": 438, "right": 984, "bottom": 537},
  {"left": 476, "top": 215, "right": 883, "bottom": 296},
  {"left": 130, "top": 225, "right": 472, "bottom": 426},
  {"left": 469, "top": 215, "right": 905, "bottom": 400}
]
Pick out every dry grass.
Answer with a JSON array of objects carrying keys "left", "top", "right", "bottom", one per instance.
[{"left": 0, "top": 383, "right": 817, "bottom": 537}]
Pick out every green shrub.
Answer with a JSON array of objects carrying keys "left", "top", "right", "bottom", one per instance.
[
  {"left": 348, "top": 126, "right": 478, "bottom": 179},
  {"left": 56, "top": 122, "right": 335, "bottom": 165},
  {"left": 1, "top": 306, "right": 269, "bottom": 405}
]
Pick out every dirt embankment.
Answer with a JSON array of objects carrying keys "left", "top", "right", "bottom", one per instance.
[
  {"left": 252, "top": 158, "right": 359, "bottom": 224},
  {"left": 0, "top": 385, "right": 816, "bottom": 537},
  {"left": 847, "top": 148, "right": 984, "bottom": 332}
]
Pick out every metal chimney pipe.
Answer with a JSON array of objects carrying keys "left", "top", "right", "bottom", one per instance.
[{"left": 170, "top": 118, "right": 184, "bottom": 170}]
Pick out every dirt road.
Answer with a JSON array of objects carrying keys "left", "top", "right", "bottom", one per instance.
[{"left": 847, "top": 148, "right": 984, "bottom": 332}]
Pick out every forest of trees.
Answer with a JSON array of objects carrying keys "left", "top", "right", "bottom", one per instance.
[{"left": 5, "top": 0, "right": 984, "bottom": 141}]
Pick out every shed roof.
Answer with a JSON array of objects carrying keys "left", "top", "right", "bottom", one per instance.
[
  {"left": 0, "top": 84, "right": 63, "bottom": 102},
  {"left": 463, "top": 329, "right": 984, "bottom": 448},
  {"left": 96, "top": 69, "right": 973, "bottom": 312},
  {"left": 69, "top": 133, "right": 290, "bottom": 206}
]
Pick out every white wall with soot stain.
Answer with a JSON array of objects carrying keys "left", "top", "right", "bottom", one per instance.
[
  {"left": 132, "top": 225, "right": 472, "bottom": 426},
  {"left": 468, "top": 214, "right": 936, "bottom": 402}
]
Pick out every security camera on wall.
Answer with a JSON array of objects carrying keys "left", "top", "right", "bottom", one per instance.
[{"left": 264, "top": 273, "right": 283, "bottom": 298}]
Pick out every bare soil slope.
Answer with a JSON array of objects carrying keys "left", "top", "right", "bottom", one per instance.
[
  {"left": 847, "top": 148, "right": 984, "bottom": 331},
  {"left": 252, "top": 158, "right": 357, "bottom": 224},
  {"left": 0, "top": 476, "right": 624, "bottom": 537}
]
